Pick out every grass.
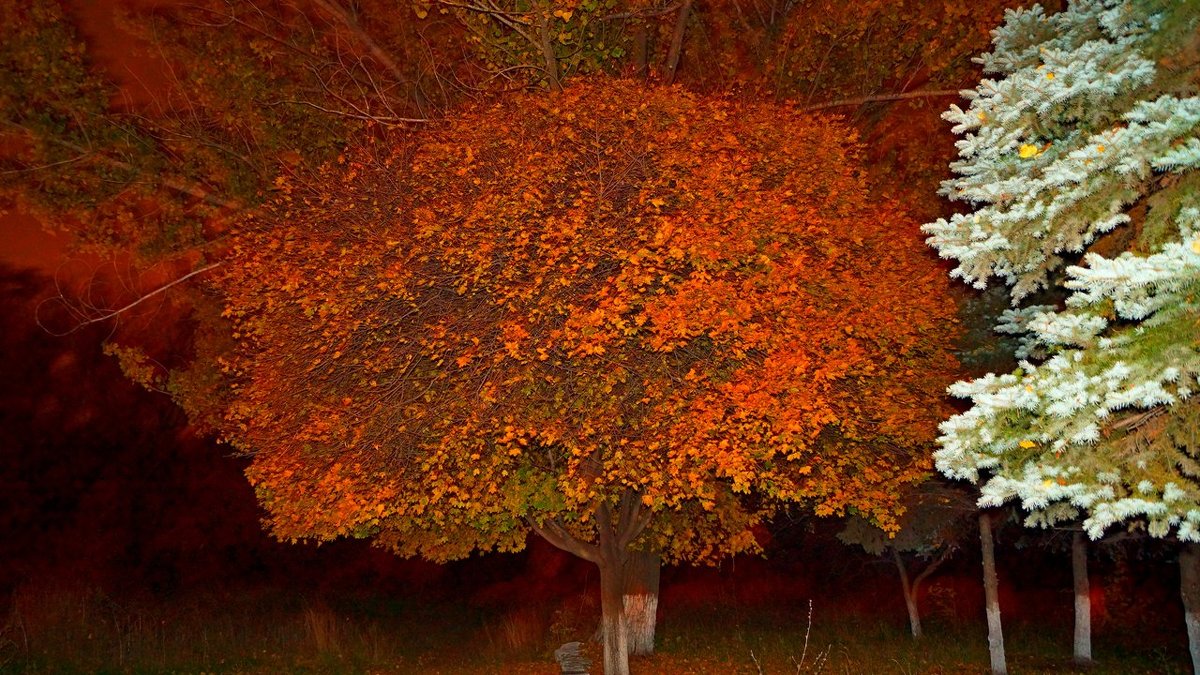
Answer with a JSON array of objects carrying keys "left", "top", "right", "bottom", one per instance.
[{"left": 0, "top": 582, "right": 1189, "bottom": 674}]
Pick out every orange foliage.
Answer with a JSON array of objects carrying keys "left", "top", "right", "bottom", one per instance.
[{"left": 216, "top": 79, "right": 959, "bottom": 564}]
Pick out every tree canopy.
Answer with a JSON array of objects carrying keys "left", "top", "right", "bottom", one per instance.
[{"left": 212, "top": 80, "right": 959, "bottom": 567}]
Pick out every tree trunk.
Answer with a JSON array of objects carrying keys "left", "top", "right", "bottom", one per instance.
[
  {"left": 537, "top": 8, "right": 564, "bottom": 92},
  {"left": 979, "top": 511, "right": 1007, "bottom": 675},
  {"left": 892, "top": 547, "right": 923, "bottom": 640},
  {"left": 663, "top": 0, "right": 692, "bottom": 84},
  {"left": 1180, "top": 542, "right": 1200, "bottom": 675},
  {"left": 632, "top": 24, "right": 649, "bottom": 79},
  {"left": 1072, "top": 530, "right": 1093, "bottom": 666},
  {"left": 599, "top": 558, "right": 631, "bottom": 675},
  {"left": 623, "top": 549, "right": 660, "bottom": 655}
]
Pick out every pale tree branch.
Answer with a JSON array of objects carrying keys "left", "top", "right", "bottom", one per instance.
[
  {"left": 267, "top": 98, "right": 429, "bottom": 124},
  {"left": 37, "top": 262, "right": 224, "bottom": 336},
  {"left": 800, "top": 89, "right": 961, "bottom": 113}
]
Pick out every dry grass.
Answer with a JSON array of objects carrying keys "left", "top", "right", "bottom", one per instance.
[{"left": 0, "top": 583, "right": 1189, "bottom": 674}]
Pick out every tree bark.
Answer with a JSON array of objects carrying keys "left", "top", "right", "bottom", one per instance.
[
  {"left": 892, "top": 547, "right": 923, "bottom": 640},
  {"left": 529, "top": 489, "right": 652, "bottom": 675},
  {"left": 1072, "top": 530, "right": 1093, "bottom": 666},
  {"left": 537, "top": 8, "right": 564, "bottom": 92},
  {"left": 1180, "top": 542, "right": 1200, "bottom": 675},
  {"left": 632, "top": 24, "right": 649, "bottom": 79},
  {"left": 663, "top": 0, "right": 692, "bottom": 84},
  {"left": 979, "top": 511, "right": 1007, "bottom": 675},
  {"left": 599, "top": 558, "right": 631, "bottom": 675},
  {"left": 623, "top": 549, "right": 661, "bottom": 655}
]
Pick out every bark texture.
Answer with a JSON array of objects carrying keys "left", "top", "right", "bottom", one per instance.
[
  {"left": 1072, "top": 531, "right": 1093, "bottom": 666},
  {"left": 980, "top": 512, "right": 1007, "bottom": 675},
  {"left": 893, "top": 547, "right": 923, "bottom": 639},
  {"left": 623, "top": 550, "right": 661, "bottom": 655},
  {"left": 1181, "top": 542, "right": 1200, "bottom": 675}
]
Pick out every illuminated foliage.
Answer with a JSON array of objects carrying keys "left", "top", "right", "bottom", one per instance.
[
  {"left": 925, "top": 0, "right": 1200, "bottom": 541},
  {"left": 212, "top": 79, "right": 959, "bottom": 671}
]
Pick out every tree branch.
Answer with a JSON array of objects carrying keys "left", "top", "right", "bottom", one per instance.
[
  {"left": 800, "top": 89, "right": 961, "bottom": 113},
  {"left": 39, "top": 262, "right": 224, "bottom": 336},
  {"left": 309, "top": 0, "right": 410, "bottom": 87},
  {"left": 912, "top": 544, "right": 956, "bottom": 592},
  {"left": 526, "top": 515, "right": 601, "bottom": 563},
  {"left": 267, "top": 99, "right": 429, "bottom": 124}
]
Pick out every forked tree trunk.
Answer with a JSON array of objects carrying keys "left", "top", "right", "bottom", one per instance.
[
  {"left": 623, "top": 550, "right": 661, "bottom": 655},
  {"left": 1072, "top": 530, "right": 1093, "bottom": 666},
  {"left": 525, "top": 489, "right": 652, "bottom": 675},
  {"left": 1181, "top": 542, "right": 1200, "bottom": 675},
  {"left": 892, "top": 547, "right": 923, "bottom": 639},
  {"left": 979, "top": 511, "right": 1007, "bottom": 675}
]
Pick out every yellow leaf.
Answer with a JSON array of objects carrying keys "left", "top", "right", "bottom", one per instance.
[
  {"left": 1018, "top": 144, "right": 1040, "bottom": 159},
  {"left": 1019, "top": 440, "right": 1037, "bottom": 449}
]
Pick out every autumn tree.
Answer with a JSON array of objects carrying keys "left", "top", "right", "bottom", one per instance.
[
  {"left": 922, "top": 0, "right": 1200, "bottom": 669},
  {"left": 205, "top": 79, "right": 959, "bottom": 674}
]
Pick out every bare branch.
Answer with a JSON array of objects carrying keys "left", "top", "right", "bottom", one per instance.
[
  {"left": 800, "top": 89, "right": 961, "bottom": 113},
  {"left": 38, "top": 262, "right": 223, "bottom": 336},
  {"left": 267, "top": 99, "right": 430, "bottom": 124}
]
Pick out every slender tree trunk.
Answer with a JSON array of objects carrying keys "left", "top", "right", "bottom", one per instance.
[
  {"left": 892, "top": 547, "right": 923, "bottom": 639},
  {"left": 663, "top": 0, "right": 693, "bottom": 84},
  {"left": 537, "top": 8, "right": 564, "bottom": 92},
  {"left": 1181, "top": 543, "right": 1200, "bottom": 675},
  {"left": 632, "top": 24, "right": 649, "bottom": 79},
  {"left": 623, "top": 550, "right": 661, "bottom": 655},
  {"left": 979, "top": 511, "right": 1007, "bottom": 675},
  {"left": 1072, "top": 530, "right": 1093, "bottom": 666},
  {"left": 599, "top": 557, "right": 631, "bottom": 675}
]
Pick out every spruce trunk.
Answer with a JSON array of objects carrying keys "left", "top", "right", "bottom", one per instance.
[
  {"left": 980, "top": 511, "right": 1007, "bottom": 675},
  {"left": 623, "top": 550, "right": 661, "bottom": 656},
  {"left": 892, "top": 547, "right": 923, "bottom": 639},
  {"left": 1181, "top": 542, "right": 1200, "bottom": 675},
  {"left": 599, "top": 559, "right": 631, "bottom": 675},
  {"left": 1072, "top": 530, "right": 1093, "bottom": 666}
]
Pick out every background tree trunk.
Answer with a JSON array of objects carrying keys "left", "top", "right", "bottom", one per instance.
[
  {"left": 892, "top": 547, "right": 923, "bottom": 639},
  {"left": 980, "top": 511, "right": 1007, "bottom": 675},
  {"left": 623, "top": 549, "right": 661, "bottom": 655},
  {"left": 663, "top": 0, "right": 692, "bottom": 84},
  {"left": 599, "top": 559, "right": 631, "bottom": 675},
  {"left": 1180, "top": 542, "right": 1200, "bottom": 675},
  {"left": 1072, "top": 530, "right": 1093, "bottom": 666},
  {"left": 632, "top": 24, "right": 649, "bottom": 79}
]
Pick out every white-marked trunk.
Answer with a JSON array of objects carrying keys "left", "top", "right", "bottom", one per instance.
[
  {"left": 1180, "top": 543, "right": 1200, "bottom": 675},
  {"left": 1072, "top": 530, "right": 1093, "bottom": 666},
  {"left": 600, "top": 561, "right": 630, "bottom": 675},
  {"left": 980, "top": 511, "right": 1007, "bottom": 675},
  {"left": 892, "top": 547, "right": 923, "bottom": 639},
  {"left": 623, "top": 550, "right": 660, "bottom": 655}
]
